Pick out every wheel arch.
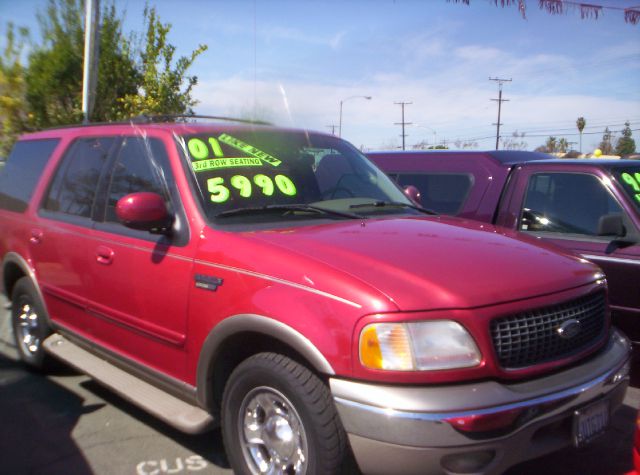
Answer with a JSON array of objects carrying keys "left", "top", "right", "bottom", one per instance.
[
  {"left": 196, "top": 314, "right": 335, "bottom": 411},
  {"left": 2, "top": 253, "right": 42, "bottom": 304}
]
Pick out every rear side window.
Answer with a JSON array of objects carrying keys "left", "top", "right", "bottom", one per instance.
[
  {"left": 394, "top": 173, "right": 473, "bottom": 215},
  {"left": 0, "top": 139, "right": 60, "bottom": 212},
  {"left": 43, "top": 137, "right": 115, "bottom": 219}
]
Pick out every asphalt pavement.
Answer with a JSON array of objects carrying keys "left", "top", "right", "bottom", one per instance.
[{"left": 0, "top": 294, "right": 637, "bottom": 475}]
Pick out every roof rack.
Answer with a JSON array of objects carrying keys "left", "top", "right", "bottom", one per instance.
[
  {"left": 130, "top": 114, "right": 273, "bottom": 126},
  {"left": 40, "top": 114, "right": 273, "bottom": 132}
]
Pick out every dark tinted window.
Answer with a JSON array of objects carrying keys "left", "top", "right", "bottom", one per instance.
[
  {"left": 394, "top": 173, "right": 473, "bottom": 215},
  {"left": 104, "top": 137, "right": 169, "bottom": 223},
  {"left": 181, "top": 131, "right": 408, "bottom": 223},
  {"left": 0, "top": 139, "right": 59, "bottom": 212},
  {"left": 44, "top": 137, "right": 115, "bottom": 218},
  {"left": 520, "top": 173, "right": 622, "bottom": 236}
]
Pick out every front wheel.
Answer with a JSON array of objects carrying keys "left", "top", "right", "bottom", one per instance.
[
  {"left": 11, "top": 277, "right": 53, "bottom": 370},
  {"left": 221, "top": 353, "right": 346, "bottom": 475}
]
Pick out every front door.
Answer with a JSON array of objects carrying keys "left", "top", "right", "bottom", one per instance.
[{"left": 86, "top": 135, "right": 194, "bottom": 380}]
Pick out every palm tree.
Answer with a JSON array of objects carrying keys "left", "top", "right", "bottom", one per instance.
[{"left": 576, "top": 117, "right": 586, "bottom": 154}]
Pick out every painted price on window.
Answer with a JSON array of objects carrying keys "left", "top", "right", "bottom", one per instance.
[
  {"left": 207, "top": 174, "right": 297, "bottom": 203},
  {"left": 621, "top": 172, "right": 640, "bottom": 204}
]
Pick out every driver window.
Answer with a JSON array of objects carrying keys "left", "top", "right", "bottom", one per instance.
[
  {"left": 520, "top": 172, "right": 623, "bottom": 236},
  {"left": 104, "top": 137, "right": 168, "bottom": 223}
]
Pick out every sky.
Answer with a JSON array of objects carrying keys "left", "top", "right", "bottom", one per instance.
[{"left": 1, "top": 0, "right": 639, "bottom": 152}]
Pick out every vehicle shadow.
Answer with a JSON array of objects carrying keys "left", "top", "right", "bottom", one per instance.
[
  {"left": 79, "top": 379, "right": 231, "bottom": 470},
  {"left": 0, "top": 353, "right": 98, "bottom": 475}
]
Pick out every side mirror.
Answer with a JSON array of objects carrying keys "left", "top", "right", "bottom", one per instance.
[
  {"left": 116, "top": 192, "right": 172, "bottom": 234},
  {"left": 597, "top": 213, "right": 625, "bottom": 237},
  {"left": 403, "top": 185, "right": 422, "bottom": 206}
]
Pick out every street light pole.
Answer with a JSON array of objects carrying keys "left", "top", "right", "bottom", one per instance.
[{"left": 338, "top": 95, "right": 372, "bottom": 138}]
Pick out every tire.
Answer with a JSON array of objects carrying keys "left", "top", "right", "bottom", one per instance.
[
  {"left": 11, "top": 277, "right": 53, "bottom": 370},
  {"left": 222, "top": 352, "right": 347, "bottom": 475}
]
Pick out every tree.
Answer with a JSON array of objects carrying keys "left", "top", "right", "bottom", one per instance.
[
  {"left": 576, "top": 117, "right": 586, "bottom": 153},
  {"left": 543, "top": 136, "right": 558, "bottom": 153},
  {"left": 501, "top": 130, "right": 528, "bottom": 150},
  {"left": 615, "top": 121, "right": 636, "bottom": 156},
  {"left": 0, "top": 23, "right": 30, "bottom": 157},
  {"left": 117, "top": 6, "right": 207, "bottom": 118},
  {"left": 599, "top": 127, "right": 614, "bottom": 155},
  {"left": 453, "top": 139, "right": 478, "bottom": 149},
  {"left": 25, "top": 0, "right": 139, "bottom": 128},
  {"left": 558, "top": 137, "right": 569, "bottom": 153}
]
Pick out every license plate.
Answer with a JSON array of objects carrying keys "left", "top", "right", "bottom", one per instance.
[{"left": 573, "top": 400, "right": 610, "bottom": 447}]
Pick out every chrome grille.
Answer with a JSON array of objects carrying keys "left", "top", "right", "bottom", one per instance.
[{"left": 490, "top": 292, "right": 606, "bottom": 369}]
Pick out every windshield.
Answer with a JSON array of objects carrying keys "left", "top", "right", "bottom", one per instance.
[
  {"left": 178, "top": 129, "right": 413, "bottom": 224},
  {"left": 613, "top": 165, "right": 640, "bottom": 212}
]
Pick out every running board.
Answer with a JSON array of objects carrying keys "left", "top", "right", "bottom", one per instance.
[{"left": 43, "top": 334, "right": 214, "bottom": 434}]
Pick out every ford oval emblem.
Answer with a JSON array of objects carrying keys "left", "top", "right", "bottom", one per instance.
[{"left": 556, "top": 319, "right": 581, "bottom": 339}]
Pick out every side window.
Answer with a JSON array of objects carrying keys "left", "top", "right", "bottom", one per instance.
[
  {"left": 520, "top": 173, "right": 623, "bottom": 236},
  {"left": 104, "top": 137, "right": 170, "bottom": 223},
  {"left": 43, "top": 137, "right": 115, "bottom": 218},
  {"left": 395, "top": 173, "right": 473, "bottom": 215},
  {"left": 0, "top": 139, "right": 60, "bottom": 212}
]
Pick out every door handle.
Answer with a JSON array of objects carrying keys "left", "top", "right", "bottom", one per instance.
[
  {"left": 30, "top": 229, "right": 43, "bottom": 244},
  {"left": 96, "top": 246, "right": 114, "bottom": 265}
]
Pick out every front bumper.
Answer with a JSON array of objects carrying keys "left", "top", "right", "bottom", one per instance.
[{"left": 331, "top": 329, "right": 631, "bottom": 475}]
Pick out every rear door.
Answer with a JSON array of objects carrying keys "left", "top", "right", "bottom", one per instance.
[
  {"left": 505, "top": 164, "right": 640, "bottom": 342},
  {"left": 33, "top": 137, "right": 116, "bottom": 335}
]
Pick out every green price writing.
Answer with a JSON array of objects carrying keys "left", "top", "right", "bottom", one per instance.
[
  {"left": 206, "top": 174, "right": 297, "bottom": 203},
  {"left": 621, "top": 172, "right": 640, "bottom": 205},
  {"left": 621, "top": 172, "right": 640, "bottom": 192},
  {"left": 188, "top": 137, "right": 224, "bottom": 159}
]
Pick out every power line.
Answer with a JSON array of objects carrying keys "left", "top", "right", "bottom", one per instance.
[
  {"left": 489, "top": 77, "right": 511, "bottom": 150},
  {"left": 394, "top": 102, "right": 413, "bottom": 151}
]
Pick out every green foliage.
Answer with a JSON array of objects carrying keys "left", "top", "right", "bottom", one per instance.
[
  {"left": 3, "top": 0, "right": 206, "bottom": 142},
  {"left": 117, "top": 6, "right": 207, "bottom": 118},
  {"left": 25, "top": 0, "right": 139, "bottom": 127},
  {"left": 599, "top": 127, "right": 614, "bottom": 155},
  {"left": 615, "top": 121, "right": 636, "bottom": 156},
  {"left": 0, "top": 23, "right": 30, "bottom": 157}
]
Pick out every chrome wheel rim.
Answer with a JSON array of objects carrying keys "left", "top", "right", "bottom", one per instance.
[
  {"left": 238, "top": 386, "right": 308, "bottom": 475},
  {"left": 16, "top": 302, "right": 41, "bottom": 355}
]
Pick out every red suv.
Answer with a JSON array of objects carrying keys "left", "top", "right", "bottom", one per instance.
[{"left": 0, "top": 120, "right": 631, "bottom": 475}]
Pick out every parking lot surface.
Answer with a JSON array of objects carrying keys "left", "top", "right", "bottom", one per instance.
[{"left": 0, "top": 294, "right": 637, "bottom": 475}]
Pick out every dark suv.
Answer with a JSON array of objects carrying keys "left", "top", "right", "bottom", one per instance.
[{"left": 0, "top": 121, "right": 631, "bottom": 475}]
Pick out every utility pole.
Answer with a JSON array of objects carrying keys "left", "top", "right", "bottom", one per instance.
[
  {"left": 326, "top": 125, "right": 338, "bottom": 135},
  {"left": 82, "top": 0, "right": 100, "bottom": 124},
  {"left": 489, "top": 77, "right": 511, "bottom": 150},
  {"left": 394, "top": 101, "right": 412, "bottom": 150}
]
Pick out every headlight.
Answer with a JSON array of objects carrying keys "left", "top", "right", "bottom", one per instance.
[{"left": 359, "top": 320, "right": 481, "bottom": 371}]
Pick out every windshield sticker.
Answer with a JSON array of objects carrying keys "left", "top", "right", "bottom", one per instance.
[
  {"left": 218, "top": 134, "right": 282, "bottom": 167},
  {"left": 192, "top": 157, "right": 262, "bottom": 172},
  {"left": 206, "top": 173, "right": 297, "bottom": 203},
  {"left": 621, "top": 172, "right": 640, "bottom": 204}
]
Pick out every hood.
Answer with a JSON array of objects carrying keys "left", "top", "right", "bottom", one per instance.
[{"left": 241, "top": 216, "right": 601, "bottom": 311}]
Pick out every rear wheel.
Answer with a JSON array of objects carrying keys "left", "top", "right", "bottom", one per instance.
[
  {"left": 222, "top": 352, "right": 346, "bottom": 475},
  {"left": 11, "top": 277, "right": 52, "bottom": 370}
]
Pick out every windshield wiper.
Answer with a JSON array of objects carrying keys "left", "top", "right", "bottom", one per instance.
[
  {"left": 349, "top": 200, "right": 437, "bottom": 215},
  {"left": 216, "top": 204, "right": 367, "bottom": 220}
]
